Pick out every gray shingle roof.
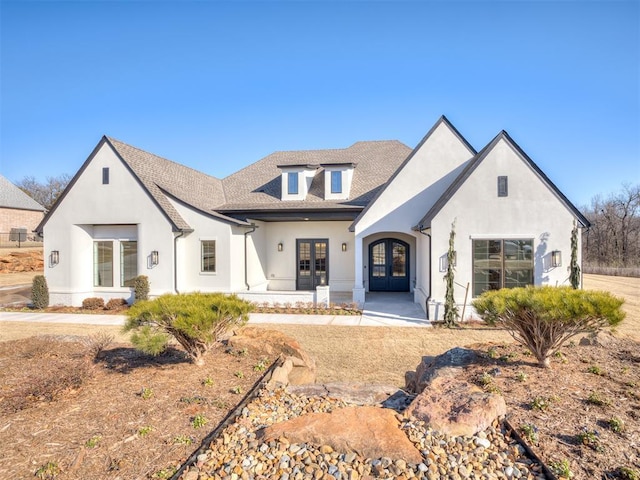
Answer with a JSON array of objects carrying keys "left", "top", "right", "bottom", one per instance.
[
  {"left": 0, "top": 174, "right": 45, "bottom": 211},
  {"left": 218, "top": 140, "right": 412, "bottom": 211},
  {"left": 106, "top": 137, "right": 244, "bottom": 230}
]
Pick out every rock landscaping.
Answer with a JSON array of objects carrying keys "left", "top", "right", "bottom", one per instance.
[{"left": 181, "top": 388, "right": 546, "bottom": 480}]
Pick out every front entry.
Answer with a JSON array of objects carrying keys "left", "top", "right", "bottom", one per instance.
[
  {"left": 296, "top": 239, "right": 328, "bottom": 290},
  {"left": 369, "top": 238, "right": 410, "bottom": 291}
]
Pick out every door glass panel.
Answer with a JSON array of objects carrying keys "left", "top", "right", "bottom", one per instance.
[
  {"left": 299, "top": 242, "right": 311, "bottom": 276},
  {"left": 391, "top": 242, "right": 406, "bottom": 277},
  {"left": 372, "top": 242, "right": 386, "bottom": 277},
  {"left": 314, "top": 242, "right": 326, "bottom": 273}
]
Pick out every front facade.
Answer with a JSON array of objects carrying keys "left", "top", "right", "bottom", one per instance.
[{"left": 37, "top": 117, "right": 589, "bottom": 318}]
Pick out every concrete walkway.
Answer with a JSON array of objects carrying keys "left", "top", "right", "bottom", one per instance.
[{"left": 0, "top": 292, "right": 431, "bottom": 328}]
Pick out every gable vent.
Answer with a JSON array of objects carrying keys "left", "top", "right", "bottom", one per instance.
[{"left": 497, "top": 176, "right": 508, "bottom": 197}]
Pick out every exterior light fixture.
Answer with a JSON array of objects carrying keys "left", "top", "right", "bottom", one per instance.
[
  {"left": 50, "top": 250, "right": 59, "bottom": 266},
  {"left": 342, "top": 242, "right": 347, "bottom": 252},
  {"left": 277, "top": 243, "right": 283, "bottom": 252},
  {"left": 551, "top": 250, "right": 561, "bottom": 268},
  {"left": 151, "top": 250, "right": 159, "bottom": 266}
]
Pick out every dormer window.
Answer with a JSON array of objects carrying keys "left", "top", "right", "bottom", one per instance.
[
  {"left": 288, "top": 172, "right": 299, "bottom": 195},
  {"left": 322, "top": 163, "right": 355, "bottom": 200},
  {"left": 331, "top": 171, "right": 342, "bottom": 193},
  {"left": 278, "top": 164, "right": 318, "bottom": 201}
]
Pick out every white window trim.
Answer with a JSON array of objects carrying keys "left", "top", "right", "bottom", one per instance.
[{"left": 199, "top": 238, "right": 217, "bottom": 275}]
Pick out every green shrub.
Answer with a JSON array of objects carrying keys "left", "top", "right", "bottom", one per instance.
[
  {"left": 133, "top": 275, "right": 150, "bottom": 302},
  {"left": 31, "top": 275, "right": 49, "bottom": 309},
  {"left": 82, "top": 297, "right": 105, "bottom": 310},
  {"left": 124, "top": 292, "right": 252, "bottom": 365},
  {"left": 105, "top": 298, "right": 128, "bottom": 310},
  {"left": 472, "top": 286, "right": 625, "bottom": 368}
]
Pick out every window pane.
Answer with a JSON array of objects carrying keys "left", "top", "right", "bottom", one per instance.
[
  {"left": 298, "top": 242, "right": 310, "bottom": 276},
  {"left": 288, "top": 172, "right": 298, "bottom": 194},
  {"left": 498, "top": 176, "right": 508, "bottom": 197},
  {"left": 392, "top": 242, "right": 406, "bottom": 277},
  {"left": 314, "top": 242, "right": 326, "bottom": 274},
  {"left": 473, "top": 240, "right": 501, "bottom": 296},
  {"left": 372, "top": 242, "right": 385, "bottom": 277},
  {"left": 201, "top": 240, "right": 216, "bottom": 272},
  {"left": 120, "top": 241, "right": 137, "bottom": 287},
  {"left": 94, "top": 241, "right": 113, "bottom": 287},
  {"left": 504, "top": 240, "right": 533, "bottom": 288},
  {"left": 331, "top": 171, "right": 342, "bottom": 193}
]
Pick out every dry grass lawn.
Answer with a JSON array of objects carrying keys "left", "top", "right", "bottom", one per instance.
[{"left": 1, "top": 274, "right": 638, "bottom": 387}]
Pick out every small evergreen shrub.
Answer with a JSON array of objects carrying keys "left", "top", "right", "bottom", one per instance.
[
  {"left": 105, "top": 298, "right": 129, "bottom": 310},
  {"left": 133, "top": 275, "right": 150, "bottom": 302},
  {"left": 124, "top": 292, "right": 252, "bottom": 365},
  {"left": 82, "top": 297, "right": 105, "bottom": 310},
  {"left": 473, "top": 286, "right": 625, "bottom": 368},
  {"left": 31, "top": 275, "right": 49, "bottom": 309}
]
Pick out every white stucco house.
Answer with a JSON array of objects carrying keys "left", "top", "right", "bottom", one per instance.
[{"left": 36, "top": 116, "right": 589, "bottom": 319}]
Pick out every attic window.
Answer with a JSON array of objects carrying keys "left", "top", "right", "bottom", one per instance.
[
  {"left": 331, "top": 171, "right": 342, "bottom": 193},
  {"left": 497, "top": 176, "right": 508, "bottom": 197},
  {"left": 288, "top": 172, "right": 299, "bottom": 195},
  {"left": 102, "top": 167, "right": 110, "bottom": 185}
]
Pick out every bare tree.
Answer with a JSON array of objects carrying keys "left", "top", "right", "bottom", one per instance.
[
  {"left": 15, "top": 174, "right": 72, "bottom": 211},
  {"left": 583, "top": 183, "right": 640, "bottom": 269}
]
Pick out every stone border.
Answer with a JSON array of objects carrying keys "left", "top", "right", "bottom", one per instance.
[{"left": 169, "top": 356, "right": 284, "bottom": 480}]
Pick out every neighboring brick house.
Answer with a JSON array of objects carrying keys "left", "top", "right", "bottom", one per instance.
[{"left": 0, "top": 174, "right": 45, "bottom": 238}]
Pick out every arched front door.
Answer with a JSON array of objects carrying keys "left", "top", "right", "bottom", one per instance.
[{"left": 369, "top": 238, "right": 410, "bottom": 291}]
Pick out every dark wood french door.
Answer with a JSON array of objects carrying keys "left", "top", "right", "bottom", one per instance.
[
  {"left": 296, "top": 239, "right": 329, "bottom": 290},
  {"left": 369, "top": 238, "right": 410, "bottom": 291}
]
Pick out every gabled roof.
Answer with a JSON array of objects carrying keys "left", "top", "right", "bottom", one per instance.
[
  {"left": 412, "top": 130, "right": 590, "bottom": 230},
  {"left": 37, "top": 137, "right": 249, "bottom": 233},
  {"left": 218, "top": 140, "right": 412, "bottom": 212},
  {"left": 0, "top": 174, "right": 45, "bottom": 212},
  {"left": 349, "top": 115, "right": 477, "bottom": 231}
]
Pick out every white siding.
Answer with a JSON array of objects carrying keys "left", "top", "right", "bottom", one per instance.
[
  {"left": 43, "top": 143, "right": 175, "bottom": 306},
  {"left": 429, "top": 138, "right": 582, "bottom": 319}
]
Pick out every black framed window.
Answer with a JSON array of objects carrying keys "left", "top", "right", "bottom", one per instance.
[
  {"left": 94, "top": 241, "right": 113, "bottom": 287},
  {"left": 201, "top": 240, "right": 216, "bottom": 272},
  {"left": 120, "top": 241, "right": 137, "bottom": 287},
  {"left": 472, "top": 239, "right": 533, "bottom": 296},
  {"left": 102, "top": 167, "right": 110, "bottom": 185}
]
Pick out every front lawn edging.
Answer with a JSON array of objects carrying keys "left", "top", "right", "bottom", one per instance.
[{"left": 169, "top": 356, "right": 285, "bottom": 480}]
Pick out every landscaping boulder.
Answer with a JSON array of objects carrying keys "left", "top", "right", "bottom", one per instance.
[
  {"left": 287, "top": 382, "right": 412, "bottom": 410},
  {"left": 405, "top": 347, "right": 479, "bottom": 394},
  {"left": 259, "top": 406, "right": 423, "bottom": 464},
  {"left": 228, "top": 327, "right": 316, "bottom": 385},
  {"left": 405, "top": 376, "right": 506, "bottom": 437}
]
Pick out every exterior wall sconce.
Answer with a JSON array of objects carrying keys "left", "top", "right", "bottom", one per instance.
[
  {"left": 50, "top": 250, "right": 59, "bottom": 266},
  {"left": 342, "top": 242, "right": 347, "bottom": 252},
  {"left": 151, "top": 250, "right": 159, "bottom": 266},
  {"left": 277, "top": 243, "right": 283, "bottom": 252},
  {"left": 551, "top": 250, "right": 562, "bottom": 268}
]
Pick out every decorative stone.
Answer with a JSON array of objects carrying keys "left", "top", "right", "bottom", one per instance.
[
  {"left": 260, "top": 406, "right": 423, "bottom": 464},
  {"left": 405, "top": 377, "right": 506, "bottom": 437}
]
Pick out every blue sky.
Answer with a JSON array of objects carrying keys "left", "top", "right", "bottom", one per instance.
[{"left": 1, "top": 0, "right": 638, "bottom": 208}]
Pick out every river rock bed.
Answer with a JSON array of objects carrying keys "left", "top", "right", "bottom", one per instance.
[{"left": 181, "top": 388, "right": 547, "bottom": 480}]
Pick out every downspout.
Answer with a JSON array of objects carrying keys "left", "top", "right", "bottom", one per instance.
[
  {"left": 418, "top": 226, "right": 431, "bottom": 320},
  {"left": 174, "top": 230, "right": 185, "bottom": 293},
  {"left": 243, "top": 224, "right": 257, "bottom": 291}
]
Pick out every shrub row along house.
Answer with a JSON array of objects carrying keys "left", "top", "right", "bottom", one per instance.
[{"left": 36, "top": 116, "right": 589, "bottom": 319}]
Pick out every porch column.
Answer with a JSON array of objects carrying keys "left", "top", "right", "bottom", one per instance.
[{"left": 352, "top": 234, "right": 365, "bottom": 306}]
